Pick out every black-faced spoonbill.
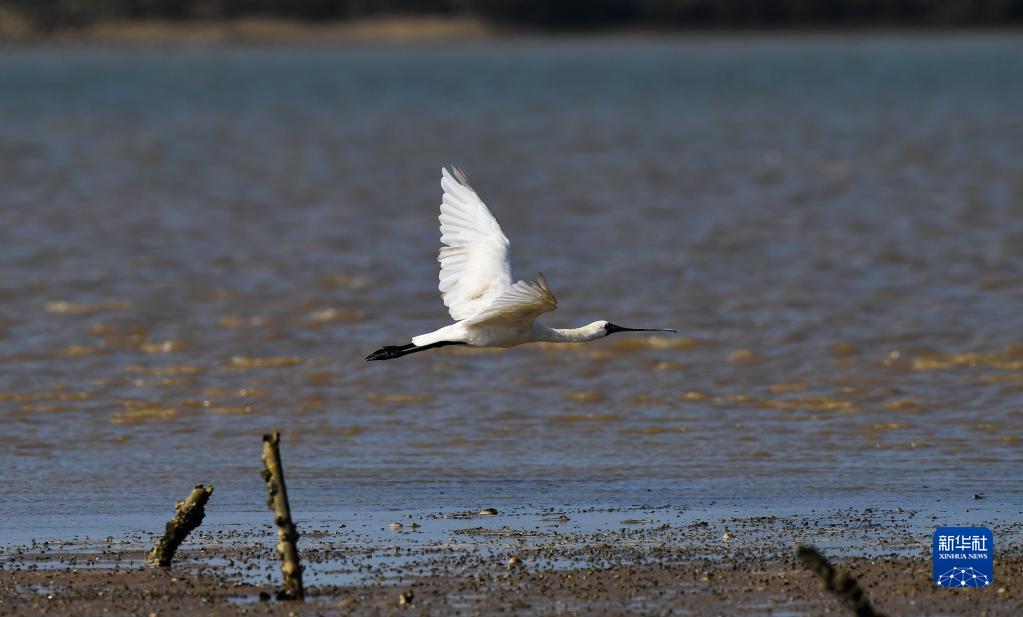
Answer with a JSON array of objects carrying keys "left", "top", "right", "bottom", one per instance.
[{"left": 366, "top": 168, "right": 675, "bottom": 361}]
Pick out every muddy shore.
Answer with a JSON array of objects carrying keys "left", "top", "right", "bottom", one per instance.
[
  {"left": 8, "top": 557, "right": 1020, "bottom": 616},
  {"left": 3, "top": 506, "right": 1019, "bottom": 616}
]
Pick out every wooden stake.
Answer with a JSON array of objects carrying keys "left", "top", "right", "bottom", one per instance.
[
  {"left": 797, "top": 545, "right": 884, "bottom": 617},
  {"left": 261, "top": 431, "right": 304, "bottom": 600},
  {"left": 145, "top": 484, "right": 213, "bottom": 567}
]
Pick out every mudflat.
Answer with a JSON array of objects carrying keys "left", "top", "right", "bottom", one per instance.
[{"left": 2, "top": 505, "right": 1019, "bottom": 616}]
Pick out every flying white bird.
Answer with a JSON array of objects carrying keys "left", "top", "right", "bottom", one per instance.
[{"left": 366, "top": 167, "right": 675, "bottom": 361}]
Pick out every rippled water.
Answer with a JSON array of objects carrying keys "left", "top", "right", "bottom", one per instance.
[{"left": 2, "top": 37, "right": 1022, "bottom": 538}]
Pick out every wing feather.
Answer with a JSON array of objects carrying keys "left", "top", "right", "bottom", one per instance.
[
  {"left": 463, "top": 273, "right": 558, "bottom": 327},
  {"left": 437, "top": 167, "right": 512, "bottom": 320}
]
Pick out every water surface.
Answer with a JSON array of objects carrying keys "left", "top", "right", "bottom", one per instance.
[{"left": 1, "top": 36, "right": 1022, "bottom": 542}]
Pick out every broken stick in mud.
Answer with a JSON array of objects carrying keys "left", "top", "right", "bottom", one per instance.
[
  {"left": 145, "top": 484, "right": 213, "bottom": 567},
  {"left": 261, "top": 431, "right": 304, "bottom": 600},
  {"left": 797, "top": 545, "right": 885, "bottom": 617}
]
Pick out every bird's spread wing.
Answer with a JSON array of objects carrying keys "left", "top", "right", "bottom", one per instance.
[
  {"left": 438, "top": 167, "right": 513, "bottom": 320},
  {"left": 463, "top": 274, "right": 558, "bottom": 327}
]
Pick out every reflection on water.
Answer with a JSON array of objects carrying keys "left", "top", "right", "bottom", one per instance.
[{"left": 1, "top": 37, "right": 1022, "bottom": 533}]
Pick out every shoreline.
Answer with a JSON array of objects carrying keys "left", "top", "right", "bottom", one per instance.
[
  {"left": 0, "top": 15, "right": 497, "bottom": 45},
  {"left": 3, "top": 16, "right": 1023, "bottom": 46},
  {"left": 3, "top": 503, "right": 1018, "bottom": 615}
]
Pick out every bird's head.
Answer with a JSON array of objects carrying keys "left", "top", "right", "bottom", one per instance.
[{"left": 596, "top": 320, "right": 677, "bottom": 338}]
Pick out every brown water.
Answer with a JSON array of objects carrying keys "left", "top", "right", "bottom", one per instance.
[{"left": 2, "top": 37, "right": 1022, "bottom": 542}]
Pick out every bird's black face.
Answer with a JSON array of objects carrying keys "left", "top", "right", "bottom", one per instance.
[{"left": 603, "top": 322, "right": 677, "bottom": 336}]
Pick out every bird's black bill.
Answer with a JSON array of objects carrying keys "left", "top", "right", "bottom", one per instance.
[{"left": 604, "top": 323, "right": 677, "bottom": 335}]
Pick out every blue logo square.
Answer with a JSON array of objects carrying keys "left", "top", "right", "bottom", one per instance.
[{"left": 933, "top": 527, "right": 993, "bottom": 587}]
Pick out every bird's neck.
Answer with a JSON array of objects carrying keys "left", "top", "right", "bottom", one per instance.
[{"left": 538, "top": 323, "right": 604, "bottom": 343}]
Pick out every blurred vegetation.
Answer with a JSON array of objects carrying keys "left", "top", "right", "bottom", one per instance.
[{"left": 2, "top": 0, "right": 1022, "bottom": 32}]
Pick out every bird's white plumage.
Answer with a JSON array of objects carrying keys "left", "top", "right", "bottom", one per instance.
[
  {"left": 464, "top": 274, "right": 557, "bottom": 327},
  {"left": 366, "top": 166, "right": 675, "bottom": 360},
  {"left": 438, "top": 167, "right": 513, "bottom": 321}
]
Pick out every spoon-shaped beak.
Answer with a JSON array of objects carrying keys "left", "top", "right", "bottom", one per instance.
[{"left": 605, "top": 323, "right": 677, "bottom": 335}]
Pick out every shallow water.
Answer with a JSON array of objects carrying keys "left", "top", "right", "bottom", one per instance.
[{"left": 1, "top": 36, "right": 1022, "bottom": 543}]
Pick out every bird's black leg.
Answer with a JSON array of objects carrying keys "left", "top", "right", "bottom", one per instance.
[{"left": 366, "top": 341, "right": 466, "bottom": 361}]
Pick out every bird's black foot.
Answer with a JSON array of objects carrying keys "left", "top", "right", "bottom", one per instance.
[
  {"left": 366, "top": 343, "right": 416, "bottom": 361},
  {"left": 366, "top": 341, "right": 468, "bottom": 361}
]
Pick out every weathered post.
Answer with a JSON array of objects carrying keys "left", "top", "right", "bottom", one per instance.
[
  {"left": 797, "top": 545, "right": 884, "bottom": 617},
  {"left": 145, "top": 484, "right": 213, "bottom": 567},
  {"left": 261, "top": 431, "right": 304, "bottom": 600}
]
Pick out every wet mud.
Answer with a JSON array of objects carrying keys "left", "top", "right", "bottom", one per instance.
[{"left": 2, "top": 506, "right": 1020, "bottom": 616}]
